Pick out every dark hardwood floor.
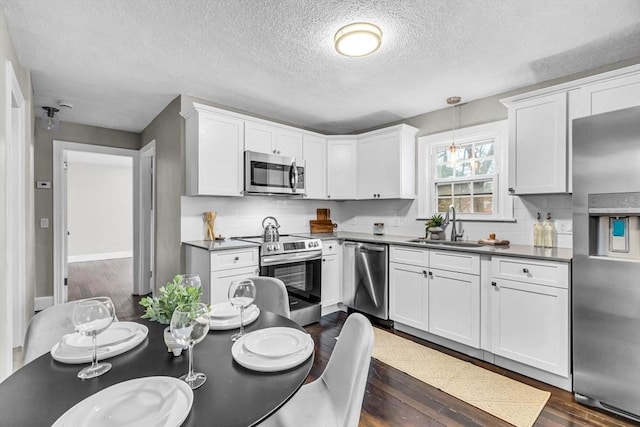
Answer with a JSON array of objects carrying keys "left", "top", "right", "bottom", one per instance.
[
  {"left": 67, "top": 258, "right": 146, "bottom": 321},
  {"left": 67, "top": 260, "right": 635, "bottom": 426}
]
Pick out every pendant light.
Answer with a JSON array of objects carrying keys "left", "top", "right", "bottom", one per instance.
[{"left": 447, "top": 96, "right": 461, "bottom": 162}]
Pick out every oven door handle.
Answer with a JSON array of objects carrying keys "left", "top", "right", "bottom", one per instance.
[{"left": 261, "top": 250, "right": 322, "bottom": 266}]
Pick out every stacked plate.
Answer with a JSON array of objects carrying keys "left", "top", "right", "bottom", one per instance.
[
  {"left": 232, "top": 327, "right": 314, "bottom": 372},
  {"left": 209, "top": 302, "right": 260, "bottom": 330},
  {"left": 52, "top": 376, "right": 193, "bottom": 427},
  {"left": 50, "top": 321, "right": 148, "bottom": 364}
]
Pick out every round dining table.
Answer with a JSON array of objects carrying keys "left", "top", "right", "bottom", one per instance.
[{"left": 0, "top": 311, "right": 314, "bottom": 427}]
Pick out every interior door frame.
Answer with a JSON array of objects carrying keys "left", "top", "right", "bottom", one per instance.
[
  {"left": 138, "top": 140, "right": 155, "bottom": 296},
  {"left": 53, "top": 141, "right": 140, "bottom": 305},
  {"left": 3, "top": 60, "right": 27, "bottom": 364}
]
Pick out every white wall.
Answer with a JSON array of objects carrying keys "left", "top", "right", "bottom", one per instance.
[
  {"left": 181, "top": 194, "right": 572, "bottom": 248},
  {"left": 67, "top": 160, "right": 133, "bottom": 261}
]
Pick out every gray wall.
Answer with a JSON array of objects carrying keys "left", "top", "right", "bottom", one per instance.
[
  {"left": 34, "top": 122, "right": 140, "bottom": 297},
  {"left": 391, "top": 57, "right": 640, "bottom": 137},
  {"left": 141, "top": 96, "right": 183, "bottom": 293}
]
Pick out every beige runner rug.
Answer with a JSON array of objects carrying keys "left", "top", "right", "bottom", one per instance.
[{"left": 372, "top": 328, "right": 551, "bottom": 427}]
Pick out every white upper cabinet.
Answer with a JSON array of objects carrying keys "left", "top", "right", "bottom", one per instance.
[
  {"left": 245, "top": 121, "right": 303, "bottom": 159},
  {"left": 501, "top": 64, "right": 640, "bottom": 195},
  {"left": 356, "top": 124, "right": 418, "bottom": 199},
  {"left": 182, "top": 103, "right": 245, "bottom": 197},
  {"left": 302, "top": 134, "right": 327, "bottom": 199},
  {"left": 576, "top": 72, "right": 640, "bottom": 118},
  {"left": 326, "top": 139, "right": 357, "bottom": 200},
  {"left": 506, "top": 92, "right": 569, "bottom": 194}
]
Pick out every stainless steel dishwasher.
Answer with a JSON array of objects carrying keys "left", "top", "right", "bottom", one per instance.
[{"left": 343, "top": 242, "right": 388, "bottom": 320}]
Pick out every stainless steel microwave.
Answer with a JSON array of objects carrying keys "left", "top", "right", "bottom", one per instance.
[{"left": 244, "top": 151, "right": 305, "bottom": 195}]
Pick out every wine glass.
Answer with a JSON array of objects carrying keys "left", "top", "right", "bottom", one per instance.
[
  {"left": 180, "top": 273, "right": 202, "bottom": 289},
  {"left": 170, "top": 302, "right": 210, "bottom": 389},
  {"left": 228, "top": 279, "right": 256, "bottom": 342},
  {"left": 72, "top": 298, "right": 116, "bottom": 379}
]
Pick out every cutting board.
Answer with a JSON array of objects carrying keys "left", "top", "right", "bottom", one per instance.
[{"left": 310, "top": 220, "right": 337, "bottom": 234}]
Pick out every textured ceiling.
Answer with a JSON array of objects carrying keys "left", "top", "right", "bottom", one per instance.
[{"left": 2, "top": 0, "right": 640, "bottom": 134}]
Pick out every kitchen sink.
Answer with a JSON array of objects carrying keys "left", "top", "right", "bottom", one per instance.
[{"left": 406, "top": 238, "right": 483, "bottom": 248}]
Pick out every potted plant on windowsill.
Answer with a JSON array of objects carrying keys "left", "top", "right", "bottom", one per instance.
[
  {"left": 139, "top": 275, "right": 205, "bottom": 356},
  {"left": 425, "top": 214, "right": 445, "bottom": 240}
]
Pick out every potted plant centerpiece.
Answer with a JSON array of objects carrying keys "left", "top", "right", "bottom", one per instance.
[
  {"left": 139, "top": 274, "right": 206, "bottom": 355},
  {"left": 425, "top": 214, "right": 445, "bottom": 240}
]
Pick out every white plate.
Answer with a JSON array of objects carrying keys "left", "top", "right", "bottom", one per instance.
[
  {"left": 209, "top": 302, "right": 242, "bottom": 319},
  {"left": 232, "top": 329, "right": 313, "bottom": 372},
  {"left": 209, "top": 305, "right": 260, "bottom": 330},
  {"left": 63, "top": 322, "right": 141, "bottom": 349},
  {"left": 51, "top": 323, "right": 148, "bottom": 364},
  {"left": 52, "top": 376, "right": 193, "bottom": 427},
  {"left": 243, "top": 327, "right": 308, "bottom": 358}
]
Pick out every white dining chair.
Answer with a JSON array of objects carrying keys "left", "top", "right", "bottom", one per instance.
[
  {"left": 259, "top": 313, "right": 374, "bottom": 427},
  {"left": 248, "top": 277, "right": 291, "bottom": 319},
  {"left": 21, "top": 297, "right": 116, "bottom": 366}
]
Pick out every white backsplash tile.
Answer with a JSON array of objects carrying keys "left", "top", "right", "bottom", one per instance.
[{"left": 181, "top": 193, "right": 574, "bottom": 248}]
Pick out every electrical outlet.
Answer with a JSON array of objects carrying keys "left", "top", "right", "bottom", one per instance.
[{"left": 40, "top": 218, "right": 49, "bottom": 228}]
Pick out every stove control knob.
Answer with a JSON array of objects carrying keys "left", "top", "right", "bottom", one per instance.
[{"left": 267, "top": 245, "right": 273, "bottom": 251}]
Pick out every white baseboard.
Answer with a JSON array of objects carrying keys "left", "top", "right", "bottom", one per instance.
[
  {"left": 35, "top": 296, "right": 54, "bottom": 312},
  {"left": 68, "top": 251, "right": 133, "bottom": 263}
]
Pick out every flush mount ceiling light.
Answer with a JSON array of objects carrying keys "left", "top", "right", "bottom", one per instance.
[
  {"left": 41, "top": 106, "right": 60, "bottom": 131},
  {"left": 334, "top": 22, "right": 382, "bottom": 57}
]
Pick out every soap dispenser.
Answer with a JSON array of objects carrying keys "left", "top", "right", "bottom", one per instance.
[
  {"left": 533, "top": 213, "right": 543, "bottom": 247},
  {"left": 543, "top": 212, "right": 555, "bottom": 248}
]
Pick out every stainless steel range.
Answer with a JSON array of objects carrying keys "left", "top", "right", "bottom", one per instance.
[{"left": 234, "top": 235, "right": 323, "bottom": 326}]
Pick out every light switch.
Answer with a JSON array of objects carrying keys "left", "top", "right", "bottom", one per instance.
[{"left": 40, "top": 218, "right": 49, "bottom": 228}]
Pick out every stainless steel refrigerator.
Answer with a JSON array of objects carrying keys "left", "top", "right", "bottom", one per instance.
[{"left": 572, "top": 105, "right": 640, "bottom": 422}]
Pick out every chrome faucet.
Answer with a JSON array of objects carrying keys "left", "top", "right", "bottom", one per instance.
[{"left": 447, "top": 205, "right": 464, "bottom": 241}]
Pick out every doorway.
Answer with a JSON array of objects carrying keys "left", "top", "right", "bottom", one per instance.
[{"left": 53, "top": 141, "right": 150, "bottom": 306}]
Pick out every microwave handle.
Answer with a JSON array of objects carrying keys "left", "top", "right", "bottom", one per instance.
[{"left": 290, "top": 160, "right": 299, "bottom": 192}]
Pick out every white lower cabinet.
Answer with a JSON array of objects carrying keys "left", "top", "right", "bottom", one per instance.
[
  {"left": 321, "top": 240, "right": 341, "bottom": 310},
  {"left": 184, "top": 245, "right": 259, "bottom": 305},
  {"left": 389, "top": 262, "right": 429, "bottom": 331},
  {"left": 429, "top": 268, "right": 480, "bottom": 348},
  {"left": 389, "top": 247, "right": 480, "bottom": 346},
  {"left": 490, "top": 256, "right": 570, "bottom": 378},
  {"left": 211, "top": 266, "right": 259, "bottom": 304}
]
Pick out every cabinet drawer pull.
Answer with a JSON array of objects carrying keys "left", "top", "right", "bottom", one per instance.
[
  {"left": 234, "top": 256, "right": 240, "bottom": 261},
  {"left": 522, "top": 268, "right": 529, "bottom": 273}
]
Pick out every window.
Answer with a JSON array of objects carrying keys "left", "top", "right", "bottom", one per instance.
[{"left": 418, "top": 120, "right": 513, "bottom": 221}]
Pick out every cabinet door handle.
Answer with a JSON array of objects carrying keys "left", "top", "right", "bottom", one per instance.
[
  {"left": 508, "top": 187, "right": 515, "bottom": 193},
  {"left": 323, "top": 258, "right": 326, "bottom": 262},
  {"left": 522, "top": 268, "right": 529, "bottom": 273},
  {"left": 491, "top": 281, "right": 497, "bottom": 287},
  {"left": 422, "top": 270, "right": 427, "bottom": 277},
  {"left": 428, "top": 271, "right": 433, "bottom": 277},
  {"left": 255, "top": 268, "right": 260, "bottom": 275}
]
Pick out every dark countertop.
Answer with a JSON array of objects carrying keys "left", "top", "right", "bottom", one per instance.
[
  {"left": 182, "top": 232, "right": 572, "bottom": 262},
  {"left": 291, "top": 231, "right": 573, "bottom": 262},
  {"left": 183, "top": 239, "right": 260, "bottom": 251}
]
